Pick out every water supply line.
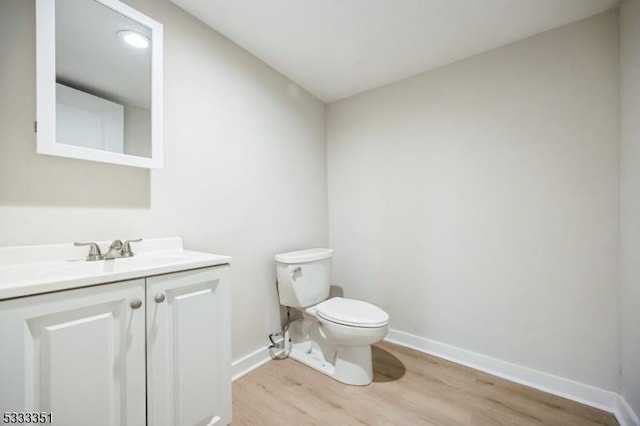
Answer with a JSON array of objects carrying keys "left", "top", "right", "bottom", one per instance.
[{"left": 268, "top": 306, "right": 291, "bottom": 360}]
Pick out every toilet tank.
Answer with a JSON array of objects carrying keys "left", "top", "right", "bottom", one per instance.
[{"left": 274, "top": 248, "right": 334, "bottom": 308}]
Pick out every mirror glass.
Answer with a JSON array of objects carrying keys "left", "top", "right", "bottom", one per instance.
[{"left": 36, "top": 0, "right": 163, "bottom": 169}]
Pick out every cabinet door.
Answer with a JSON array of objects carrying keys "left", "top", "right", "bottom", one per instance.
[
  {"left": 147, "top": 266, "right": 231, "bottom": 426},
  {"left": 0, "top": 279, "right": 146, "bottom": 426}
]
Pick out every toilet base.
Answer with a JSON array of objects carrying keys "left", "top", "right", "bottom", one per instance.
[{"left": 286, "top": 319, "right": 375, "bottom": 386}]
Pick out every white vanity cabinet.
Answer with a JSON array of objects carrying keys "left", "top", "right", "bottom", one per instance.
[
  {"left": 146, "top": 266, "right": 231, "bottom": 426},
  {"left": 0, "top": 279, "right": 147, "bottom": 426},
  {"left": 0, "top": 263, "right": 231, "bottom": 426}
]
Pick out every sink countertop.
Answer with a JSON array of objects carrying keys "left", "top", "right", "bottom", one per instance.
[{"left": 0, "top": 237, "right": 231, "bottom": 301}]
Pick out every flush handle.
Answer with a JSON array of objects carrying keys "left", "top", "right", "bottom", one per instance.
[{"left": 291, "top": 266, "right": 302, "bottom": 280}]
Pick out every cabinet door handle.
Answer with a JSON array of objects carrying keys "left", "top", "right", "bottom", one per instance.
[
  {"left": 130, "top": 299, "right": 143, "bottom": 310},
  {"left": 154, "top": 293, "right": 166, "bottom": 303}
]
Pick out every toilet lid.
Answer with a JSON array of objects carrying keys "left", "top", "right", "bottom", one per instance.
[{"left": 315, "top": 297, "right": 389, "bottom": 328}]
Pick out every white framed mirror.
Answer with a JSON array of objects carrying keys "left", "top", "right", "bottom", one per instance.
[{"left": 36, "top": 0, "right": 163, "bottom": 169}]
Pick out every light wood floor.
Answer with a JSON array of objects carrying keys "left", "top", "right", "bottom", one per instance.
[{"left": 232, "top": 341, "right": 617, "bottom": 425}]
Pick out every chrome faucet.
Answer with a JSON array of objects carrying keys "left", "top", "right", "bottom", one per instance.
[
  {"left": 74, "top": 239, "right": 143, "bottom": 261},
  {"left": 74, "top": 242, "right": 102, "bottom": 261},
  {"left": 121, "top": 239, "right": 142, "bottom": 257},
  {"left": 102, "top": 239, "right": 124, "bottom": 260}
]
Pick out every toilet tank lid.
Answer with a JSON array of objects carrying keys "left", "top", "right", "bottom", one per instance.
[{"left": 274, "top": 248, "right": 334, "bottom": 264}]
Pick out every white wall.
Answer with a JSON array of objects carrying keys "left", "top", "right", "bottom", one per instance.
[
  {"left": 327, "top": 11, "right": 619, "bottom": 391},
  {"left": 0, "top": 0, "right": 327, "bottom": 361},
  {"left": 619, "top": 0, "right": 640, "bottom": 416}
]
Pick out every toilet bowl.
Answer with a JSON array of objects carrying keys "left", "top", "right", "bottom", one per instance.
[
  {"left": 310, "top": 297, "right": 389, "bottom": 346},
  {"left": 275, "top": 249, "right": 390, "bottom": 385}
]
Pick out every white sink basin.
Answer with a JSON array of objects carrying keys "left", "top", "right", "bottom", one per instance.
[{"left": 0, "top": 238, "right": 231, "bottom": 300}]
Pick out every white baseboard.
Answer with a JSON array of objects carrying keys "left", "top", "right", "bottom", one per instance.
[
  {"left": 385, "top": 329, "right": 639, "bottom": 426},
  {"left": 615, "top": 395, "right": 640, "bottom": 426},
  {"left": 231, "top": 346, "right": 271, "bottom": 382}
]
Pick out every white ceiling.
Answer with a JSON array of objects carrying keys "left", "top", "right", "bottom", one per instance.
[{"left": 170, "top": 0, "right": 618, "bottom": 102}]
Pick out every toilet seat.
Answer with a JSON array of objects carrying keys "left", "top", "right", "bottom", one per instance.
[{"left": 315, "top": 297, "right": 389, "bottom": 328}]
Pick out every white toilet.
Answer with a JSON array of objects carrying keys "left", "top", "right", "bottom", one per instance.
[{"left": 275, "top": 248, "right": 389, "bottom": 386}]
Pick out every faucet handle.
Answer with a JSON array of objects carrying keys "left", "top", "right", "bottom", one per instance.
[
  {"left": 74, "top": 242, "right": 102, "bottom": 261},
  {"left": 122, "top": 238, "right": 143, "bottom": 257}
]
